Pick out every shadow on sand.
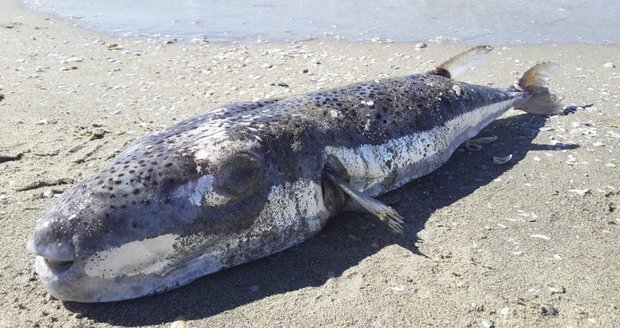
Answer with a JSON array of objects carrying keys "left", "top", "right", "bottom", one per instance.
[{"left": 65, "top": 113, "right": 574, "bottom": 326}]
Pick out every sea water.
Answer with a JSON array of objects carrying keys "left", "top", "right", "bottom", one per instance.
[{"left": 22, "top": 0, "right": 619, "bottom": 44}]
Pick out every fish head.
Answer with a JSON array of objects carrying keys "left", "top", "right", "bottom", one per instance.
[{"left": 26, "top": 121, "right": 322, "bottom": 302}]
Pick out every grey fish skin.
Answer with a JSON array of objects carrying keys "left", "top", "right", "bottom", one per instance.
[{"left": 27, "top": 48, "right": 559, "bottom": 302}]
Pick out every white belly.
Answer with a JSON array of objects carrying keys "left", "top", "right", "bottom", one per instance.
[{"left": 324, "top": 98, "right": 517, "bottom": 196}]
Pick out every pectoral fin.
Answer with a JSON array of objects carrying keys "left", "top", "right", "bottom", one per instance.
[{"left": 324, "top": 167, "right": 404, "bottom": 234}]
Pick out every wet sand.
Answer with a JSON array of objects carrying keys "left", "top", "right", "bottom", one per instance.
[{"left": 1, "top": 0, "right": 619, "bottom": 327}]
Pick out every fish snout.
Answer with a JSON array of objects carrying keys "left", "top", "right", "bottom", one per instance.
[{"left": 27, "top": 216, "right": 77, "bottom": 276}]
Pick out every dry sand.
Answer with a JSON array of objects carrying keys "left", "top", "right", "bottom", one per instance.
[{"left": 1, "top": 1, "right": 619, "bottom": 327}]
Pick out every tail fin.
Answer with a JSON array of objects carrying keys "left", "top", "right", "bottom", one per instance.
[{"left": 513, "top": 62, "right": 562, "bottom": 115}]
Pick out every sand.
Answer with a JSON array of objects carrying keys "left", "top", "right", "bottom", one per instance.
[{"left": 1, "top": 1, "right": 619, "bottom": 327}]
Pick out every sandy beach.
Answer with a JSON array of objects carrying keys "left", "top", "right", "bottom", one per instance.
[{"left": 1, "top": 0, "right": 619, "bottom": 327}]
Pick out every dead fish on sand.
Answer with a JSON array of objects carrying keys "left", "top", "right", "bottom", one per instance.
[{"left": 27, "top": 46, "right": 561, "bottom": 302}]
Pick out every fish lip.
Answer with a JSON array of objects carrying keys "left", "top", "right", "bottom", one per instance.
[
  {"left": 27, "top": 237, "right": 77, "bottom": 272},
  {"left": 42, "top": 258, "right": 75, "bottom": 276},
  {"left": 34, "top": 255, "right": 75, "bottom": 279},
  {"left": 27, "top": 230, "right": 78, "bottom": 279},
  {"left": 27, "top": 216, "right": 78, "bottom": 261},
  {"left": 33, "top": 256, "right": 89, "bottom": 302}
]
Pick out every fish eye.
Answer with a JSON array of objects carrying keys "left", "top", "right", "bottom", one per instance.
[{"left": 215, "top": 153, "right": 263, "bottom": 197}]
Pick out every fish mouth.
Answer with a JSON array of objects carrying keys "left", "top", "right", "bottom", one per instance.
[
  {"left": 40, "top": 258, "right": 75, "bottom": 276},
  {"left": 33, "top": 256, "right": 75, "bottom": 279},
  {"left": 27, "top": 234, "right": 77, "bottom": 278}
]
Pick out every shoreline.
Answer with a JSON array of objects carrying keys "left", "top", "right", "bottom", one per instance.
[
  {"left": 1, "top": 1, "right": 619, "bottom": 327},
  {"left": 18, "top": 0, "right": 620, "bottom": 46}
]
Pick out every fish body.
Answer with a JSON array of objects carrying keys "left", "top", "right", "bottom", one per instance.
[{"left": 27, "top": 46, "right": 560, "bottom": 302}]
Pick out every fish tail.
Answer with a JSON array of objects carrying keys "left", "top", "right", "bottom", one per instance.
[{"left": 512, "top": 62, "right": 562, "bottom": 115}]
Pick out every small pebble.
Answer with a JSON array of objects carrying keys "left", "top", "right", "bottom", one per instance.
[
  {"left": 415, "top": 42, "right": 427, "bottom": 49},
  {"left": 493, "top": 154, "right": 512, "bottom": 165},
  {"left": 568, "top": 188, "right": 590, "bottom": 196},
  {"left": 547, "top": 283, "right": 565, "bottom": 294},
  {"left": 452, "top": 84, "right": 462, "bottom": 96},
  {"left": 530, "top": 234, "right": 550, "bottom": 240},
  {"left": 107, "top": 43, "right": 122, "bottom": 50},
  {"left": 389, "top": 285, "right": 406, "bottom": 292},
  {"left": 499, "top": 307, "right": 511, "bottom": 316},
  {"left": 540, "top": 305, "right": 559, "bottom": 316},
  {"left": 59, "top": 66, "right": 78, "bottom": 71},
  {"left": 35, "top": 119, "right": 48, "bottom": 125},
  {"left": 61, "top": 57, "right": 83, "bottom": 64},
  {"left": 603, "top": 62, "right": 615, "bottom": 68}
]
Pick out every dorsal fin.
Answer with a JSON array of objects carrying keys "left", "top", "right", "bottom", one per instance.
[{"left": 429, "top": 45, "right": 493, "bottom": 79}]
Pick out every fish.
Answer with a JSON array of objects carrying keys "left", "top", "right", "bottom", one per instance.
[{"left": 26, "top": 45, "right": 561, "bottom": 302}]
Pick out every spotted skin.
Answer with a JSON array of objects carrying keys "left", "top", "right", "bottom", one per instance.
[{"left": 28, "top": 71, "right": 530, "bottom": 302}]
